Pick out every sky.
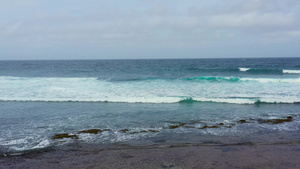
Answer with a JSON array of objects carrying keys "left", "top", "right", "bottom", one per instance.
[{"left": 0, "top": 0, "right": 300, "bottom": 60}]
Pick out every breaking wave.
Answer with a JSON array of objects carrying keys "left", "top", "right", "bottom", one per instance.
[
  {"left": 0, "top": 76, "right": 299, "bottom": 104},
  {"left": 238, "top": 68, "right": 300, "bottom": 74},
  {"left": 239, "top": 68, "right": 250, "bottom": 72},
  {"left": 1, "top": 97, "right": 299, "bottom": 105},
  {"left": 283, "top": 70, "right": 300, "bottom": 74}
]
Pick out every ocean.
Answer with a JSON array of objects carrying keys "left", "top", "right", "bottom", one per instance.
[{"left": 0, "top": 58, "right": 300, "bottom": 156}]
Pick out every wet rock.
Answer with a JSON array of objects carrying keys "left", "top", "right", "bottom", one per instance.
[
  {"left": 129, "top": 131, "right": 140, "bottom": 134},
  {"left": 52, "top": 133, "right": 79, "bottom": 140},
  {"left": 78, "top": 129, "right": 103, "bottom": 134},
  {"left": 120, "top": 129, "right": 129, "bottom": 133},
  {"left": 198, "top": 125, "right": 219, "bottom": 129},
  {"left": 169, "top": 123, "right": 186, "bottom": 129},
  {"left": 208, "top": 125, "right": 219, "bottom": 128},
  {"left": 130, "top": 130, "right": 148, "bottom": 134},
  {"left": 258, "top": 116, "right": 293, "bottom": 124},
  {"left": 238, "top": 120, "right": 248, "bottom": 123},
  {"left": 148, "top": 130, "right": 160, "bottom": 132},
  {"left": 128, "top": 130, "right": 160, "bottom": 134}
]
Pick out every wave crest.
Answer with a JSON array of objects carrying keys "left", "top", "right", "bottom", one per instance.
[
  {"left": 1, "top": 97, "right": 299, "bottom": 105},
  {"left": 283, "top": 70, "right": 300, "bottom": 74},
  {"left": 184, "top": 76, "right": 240, "bottom": 82},
  {"left": 239, "top": 68, "right": 250, "bottom": 72}
]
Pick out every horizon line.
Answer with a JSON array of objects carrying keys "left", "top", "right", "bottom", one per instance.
[{"left": 1, "top": 56, "right": 299, "bottom": 61}]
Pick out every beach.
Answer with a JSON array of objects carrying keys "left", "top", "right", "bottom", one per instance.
[{"left": 1, "top": 143, "right": 300, "bottom": 169}]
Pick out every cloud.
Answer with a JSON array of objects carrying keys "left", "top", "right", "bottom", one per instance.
[
  {"left": 209, "top": 13, "right": 295, "bottom": 28},
  {"left": 263, "top": 30, "right": 300, "bottom": 43},
  {"left": 0, "top": 0, "right": 300, "bottom": 59}
]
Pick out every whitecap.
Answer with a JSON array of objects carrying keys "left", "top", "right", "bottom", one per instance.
[
  {"left": 193, "top": 97, "right": 256, "bottom": 104},
  {"left": 239, "top": 68, "right": 250, "bottom": 72},
  {"left": 283, "top": 70, "right": 300, "bottom": 74},
  {"left": 240, "top": 77, "right": 300, "bottom": 83}
]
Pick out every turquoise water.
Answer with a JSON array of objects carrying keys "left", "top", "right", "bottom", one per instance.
[{"left": 0, "top": 58, "right": 300, "bottom": 155}]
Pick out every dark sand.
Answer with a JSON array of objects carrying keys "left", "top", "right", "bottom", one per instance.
[{"left": 1, "top": 143, "right": 300, "bottom": 169}]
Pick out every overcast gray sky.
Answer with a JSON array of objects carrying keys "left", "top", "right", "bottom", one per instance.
[{"left": 1, "top": 0, "right": 300, "bottom": 60}]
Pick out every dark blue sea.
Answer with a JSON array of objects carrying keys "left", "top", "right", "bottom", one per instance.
[{"left": 1, "top": 58, "right": 300, "bottom": 156}]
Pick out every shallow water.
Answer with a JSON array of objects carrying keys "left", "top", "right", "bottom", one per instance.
[{"left": 1, "top": 101, "right": 299, "bottom": 155}]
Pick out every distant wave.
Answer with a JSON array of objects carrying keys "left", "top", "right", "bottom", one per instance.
[
  {"left": 240, "top": 68, "right": 283, "bottom": 74},
  {"left": 1, "top": 75, "right": 300, "bottom": 84},
  {"left": 184, "top": 76, "right": 300, "bottom": 83},
  {"left": 239, "top": 68, "right": 250, "bottom": 72},
  {"left": 177, "top": 97, "right": 300, "bottom": 105},
  {"left": 283, "top": 70, "right": 300, "bottom": 74},
  {"left": 1, "top": 97, "right": 299, "bottom": 105},
  {"left": 179, "top": 97, "right": 300, "bottom": 105},
  {"left": 106, "top": 77, "right": 162, "bottom": 82},
  {"left": 240, "top": 77, "right": 300, "bottom": 83},
  {"left": 104, "top": 76, "right": 242, "bottom": 82},
  {"left": 98, "top": 76, "right": 300, "bottom": 83},
  {"left": 183, "top": 76, "right": 240, "bottom": 82},
  {"left": 188, "top": 67, "right": 290, "bottom": 75}
]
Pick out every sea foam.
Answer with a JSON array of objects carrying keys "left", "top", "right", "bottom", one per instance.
[
  {"left": 0, "top": 76, "right": 299, "bottom": 104},
  {"left": 283, "top": 70, "right": 300, "bottom": 74},
  {"left": 239, "top": 68, "right": 250, "bottom": 72}
]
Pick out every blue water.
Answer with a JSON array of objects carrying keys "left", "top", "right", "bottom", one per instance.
[{"left": 0, "top": 58, "right": 300, "bottom": 155}]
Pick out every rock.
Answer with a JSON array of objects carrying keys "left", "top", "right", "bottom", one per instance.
[
  {"left": 78, "top": 129, "right": 103, "bottom": 134},
  {"left": 169, "top": 123, "right": 186, "bottom": 129},
  {"left": 258, "top": 116, "right": 293, "bottom": 124},
  {"left": 120, "top": 129, "right": 129, "bottom": 133},
  {"left": 199, "top": 125, "right": 219, "bottom": 129},
  {"left": 238, "top": 120, "right": 248, "bottom": 123},
  {"left": 129, "top": 131, "right": 140, "bottom": 134},
  {"left": 52, "top": 133, "right": 78, "bottom": 140},
  {"left": 148, "top": 130, "right": 160, "bottom": 132}
]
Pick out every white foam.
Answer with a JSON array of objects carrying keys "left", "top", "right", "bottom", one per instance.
[
  {"left": 0, "top": 76, "right": 299, "bottom": 104},
  {"left": 193, "top": 98, "right": 256, "bottom": 104},
  {"left": 259, "top": 98, "right": 299, "bottom": 104},
  {"left": 239, "top": 68, "right": 250, "bottom": 72},
  {"left": 240, "top": 77, "right": 300, "bottom": 83},
  {"left": 192, "top": 97, "right": 300, "bottom": 104},
  {"left": 0, "top": 137, "right": 51, "bottom": 152},
  {"left": 31, "top": 139, "right": 50, "bottom": 149},
  {"left": 0, "top": 97, "right": 182, "bottom": 103},
  {"left": 283, "top": 70, "right": 300, "bottom": 74},
  {"left": 0, "top": 95, "right": 299, "bottom": 104},
  {"left": 0, "top": 138, "right": 28, "bottom": 146}
]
